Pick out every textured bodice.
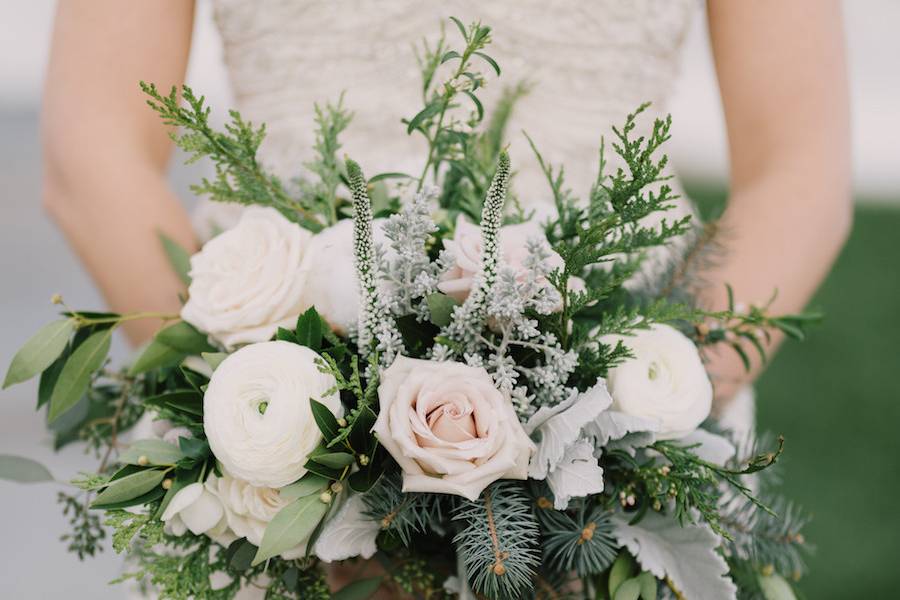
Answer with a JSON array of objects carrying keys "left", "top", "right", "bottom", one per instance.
[{"left": 210, "top": 0, "right": 698, "bottom": 207}]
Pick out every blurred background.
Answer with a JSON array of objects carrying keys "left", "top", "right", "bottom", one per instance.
[{"left": 1, "top": 2, "right": 897, "bottom": 598}]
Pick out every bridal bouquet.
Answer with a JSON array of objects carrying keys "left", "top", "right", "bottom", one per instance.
[{"left": 4, "top": 18, "right": 815, "bottom": 600}]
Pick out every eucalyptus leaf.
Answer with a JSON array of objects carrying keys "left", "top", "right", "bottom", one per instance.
[
  {"left": 158, "top": 232, "right": 192, "bottom": 286},
  {"left": 3, "top": 318, "right": 76, "bottom": 388},
  {"left": 280, "top": 474, "right": 330, "bottom": 502},
  {"left": 129, "top": 339, "right": 185, "bottom": 376},
  {"left": 609, "top": 551, "right": 636, "bottom": 597},
  {"left": 613, "top": 579, "right": 641, "bottom": 600},
  {"left": 636, "top": 572, "right": 658, "bottom": 599},
  {"left": 48, "top": 328, "right": 112, "bottom": 423},
  {"left": 332, "top": 577, "right": 383, "bottom": 600},
  {"left": 91, "top": 468, "right": 166, "bottom": 507},
  {"left": 309, "top": 451, "right": 354, "bottom": 469},
  {"left": 37, "top": 353, "right": 67, "bottom": 409},
  {"left": 252, "top": 494, "right": 329, "bottom": 565},
  {"left": 118, "top": 439, "right": 184, "bottom": 466},
  {"left": 426, "top": 293, "right": 459, "bottom": 327},
  {"left": 0, "top": 454, "right": 54, "bottom": 483}
]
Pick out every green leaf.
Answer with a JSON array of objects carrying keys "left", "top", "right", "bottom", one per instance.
[
  {"left": 449, "top": 16, "right": 468, "bottom": 41},
  {"left": 309, "top": 451, "right": 354, "bottom": 469},
  {"left": 156, "top": 321, "right": 215, "bottom": 355},
  {"left": 348, "top": 461, "right": 384, "bottom": 494},
  {"left": 279, "top": 474, "right": 330, "bottom": 502},
  {"left": 609, "top": 551, "right": 636, "bottom": 597},
  {"left": 4, "top": 318, "right": 76, "bottom": 388},
  {"left": 118, "top": 439, "right": 184, "bottom": 466},
  {"left": 613, "top": 578, "right": 641, "bottom": 600},
  {"left": 48, "top": 329, "right": 112, "bottom": 423},
  {"left": 144, "top": 390, "right": 203, "bottom": 416},
  {"left": 129, "top": 339, "right": 185, "bottom": 376},
  {"left": 426, "top": 293, "right": 459, "bottom": 327},
  {"left": 252, "top": 494, "right": 329, "bottom": 565},
  {"left": 202, "top": 352, "right": 227, "bottom": 371},
  {"left": 406, "top": 101, "right": 443, "bottom": 135},
  {"left": 474, "top": 51, "right": 501, "bottom": 76},
  {"left": 295, "top": 307, "right": 323, "bottom": 350},
  {"left": 178, "top": 436, "right": 210, "bottom": 460},
  {"left": 225, "top": 538, "right": 258, "bottom": 572},
  {"left": 368, "top": 172, "right": 413, "bottom": 183},
  {"left": 332, "top": 577, "right": 383, "bottom": 600},
  {"left": 37, "top": 353, "right": 67, "bottom": 409},
  {"left": 463, "top": 90, "right": 484, "bottom": 122},
  {"left": 0, "top": 454, "right": 54, "bottom": 483},
  {"left": 758, "top": 573, "right": 798, "bottom": 600},
  {"left": 440, "top": 50, "right": 461, "bottom": 64},
  {"left": 302, "top": 460, "right": 343, "bottom": 481},
  {"left": 91, "top": 468, "right": 166, "bottom": 508},
  {"left": 310, "top": 398, "right": 340, "bottom": 441},
  {"left": 637, "top": 572, "right": 658, "bottom": 600},
  {"left": 158, "top": 232, "right": 192, "bottom": 286}
]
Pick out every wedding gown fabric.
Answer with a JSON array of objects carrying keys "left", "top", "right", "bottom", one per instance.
[{"left": 136, "top": 1, "right": 753, "bottom": 596}]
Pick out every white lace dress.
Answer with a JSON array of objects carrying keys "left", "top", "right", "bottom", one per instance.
[{"left": 137, "top": 1, "right": 753, "bottom": 595}]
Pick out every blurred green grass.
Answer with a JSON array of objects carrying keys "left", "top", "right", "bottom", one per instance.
[{"left": 687, "top": 183, "right": 900, "bottom": 599}]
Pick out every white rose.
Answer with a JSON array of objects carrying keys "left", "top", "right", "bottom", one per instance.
[
  {"left": 205, "top": 473, "right": 309, "bottom": 559},
  {"left": 301, "top": 218, "right": 393, "bottom": 335},
  {"left": 203, "top": 341, "right": 342, "bottom": 488},
  {"left": 438, "top": 215, "right": 580, "bottom": 306},
  {"left": 601, "top": 324, "right": 712, "bottom": 439},
  {"left": 181, "top": 206, "right": 314, "bottom": 349},
  {"left": 161, "top": 482, "right": 234, "bottom": 545},
  {"left": 313, "top": 493, "right": 380, "bottom": 562},
  {"left": 373, "top": 356, "right": 535, "bottom": 501}
]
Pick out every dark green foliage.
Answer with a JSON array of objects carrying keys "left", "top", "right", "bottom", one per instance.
[
  {"left": 453, "top": 482, "right": 541, "bottom": 600},
  {"left": 140, "top": 82, "right": 324, "bottom": 231},
  {"left": 58, "top": 491, "right": 106, "bottom": 560}
]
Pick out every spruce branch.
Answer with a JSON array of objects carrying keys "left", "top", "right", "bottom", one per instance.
[{"left": 453, "top": 482, "right": 540, "bottom": 600}]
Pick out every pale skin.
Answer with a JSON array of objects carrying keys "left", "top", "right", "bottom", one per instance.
[{"left": 42, "top": 0, "right": 850, "bottom": 593}]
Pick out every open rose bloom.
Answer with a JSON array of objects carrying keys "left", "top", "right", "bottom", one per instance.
[{"left": 373, "top": 356, "right": 535, "bottom": 501}]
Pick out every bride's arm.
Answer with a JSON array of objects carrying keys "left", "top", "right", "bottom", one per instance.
[
  {"left": 702, "top": 0, "right": 851, "bottom": 408},
  {"left": 42, "top": 0, "right": 197, "bottom": 345}
]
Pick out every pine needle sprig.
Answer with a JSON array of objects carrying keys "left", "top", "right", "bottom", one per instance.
[
  {"left": 537, "top": 500, "right": 618, "bottom": 577},
  {"left": 361, "top": 471, "right": 444, "bottom": 546},
  {"left": 453, "top": 481, "right": 541, "bottom": 600}
]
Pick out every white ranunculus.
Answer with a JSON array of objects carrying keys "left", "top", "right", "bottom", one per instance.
[
  {"left": 161, "top": 482, "right": 234, "bottom": 545},
  {"left": 373, "top": 356, "right": 535, "bottom": 501},
  {"left": 205, "top": 473, "right": 309, "bottom": 559},
  {"left": 601, "top": 324, "right": 712, "bottom": 439},
  {"left": 181, "top": 206, "right": 314, "bottom": 349},
  {"left": 313, "top": 493, "right": 380, "bottom": 562},
  {"left": 438, "top": 215, "right": 579, "bottom": 306},
  {"left": 203, "top": 341, "right": 342, "bottom": 488},
  {"left": 301, "top": 218, "right": 393, "bottom": 335}
]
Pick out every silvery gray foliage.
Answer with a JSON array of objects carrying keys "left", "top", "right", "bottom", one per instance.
[
  {"left": 481, "top": 238, "right": 578, "bottom": 416},
  {"left": 381, "top": 188, "right": 454, "bottom": 320}
]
